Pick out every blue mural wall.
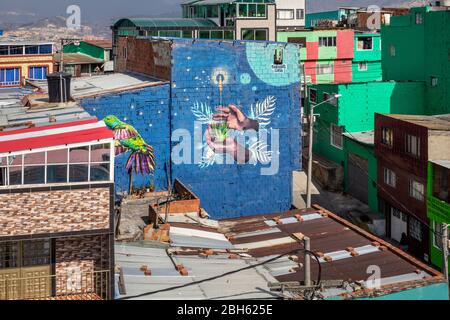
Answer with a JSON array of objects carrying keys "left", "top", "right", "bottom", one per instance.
[
  {"left": 81, "top": 84, "right": 171, "bottom": 194},
  {"left": 169, "top": 39, "right": 301, "bottom": 218},
  {"left": 82, "top": 38, "right": 301, "bottom": 219}
]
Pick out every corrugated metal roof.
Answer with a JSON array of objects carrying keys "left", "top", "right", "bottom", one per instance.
[
  {"left": 431, "top": 160, "right": 450, "bottom": 169},
  {"left": 54, "top": 53, "right": 104, "bottom": 65},
  {"left": 343, "top": 131, "right": 375, "bottom": 146}
]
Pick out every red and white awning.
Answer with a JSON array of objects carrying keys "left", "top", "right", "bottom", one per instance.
[{"left": 0, "top": 118, "right": 113, "bottom": 154}]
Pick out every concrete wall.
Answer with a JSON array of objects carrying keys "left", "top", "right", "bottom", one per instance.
[
  {"left": 275, "top": 0, "right": 305, "bottom": 29},
  {"left": 235, "top": 4, "right": 277, "bottom": 41}
]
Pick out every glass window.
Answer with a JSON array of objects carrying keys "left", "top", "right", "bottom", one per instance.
[
  {"left": 24, "top": 166, "right": 45, "bottom": 185},
  {"left": 309, "top": 88, "right": 317, "bottom": 103},
  {"left": 256, "top": 4, "right": 266, "bottom": 17},
  {"left": 415, "top": 12, "right": 423, "bottom": 24},
  {"left": 224, "top": 31, "right": 234, "bottom": 40},
  {"left": 357, "top": 37, "right": 373, "bottom": 50},
  {"left": 0, "top": 46, "right": 8, "bottom": 55},
  {"left": 255, "top": 30, "right": 267, "bottom": 41},
  {"left": 90, "top": 143, "right": 110, "bottom": 163},
  {"left": 90, "top": 164, "right": 110, "bottom": 182},
  {"left": 409, "top": 179, "right": 424, "bottom": 201},
  {"left": 28, "top": 66, "right": 48, "bottom": 80},
  {"left": 317, "top": 64, "right": 334, "bottom": 75},
  {"left": 69, "top": 164, "right": 89, "bottom": 182},
  {"left": 248, "top": 4, "right": 256, "bottom": 17},
  {"left": 9, "top": 46, "right": 23, "bottom": 55},
  {"left": 358, "top": 62, "right": 368, "bottom": 71},
  {"left": 433, "top": 221, "right": 443, "bottom": 250},
  {"left": 69, "top": 146, "right": 89, "bottom": 163},
  {"left": 211, "top": 31, "right": 224, "bottom": 39},
  {"left": 239, "top": 4, "right": 247, "bottom": 17},
  {"left": 409, "top": 216, "right": 422, "bottom": 241},
  {"left": 296, "top": 9, "right": 304, "bottom": 20},
  {"left": 277, "top": 9, "right": 294, "bottom": 20},
  {"left": 38, "top": 44, "right": 53, "bottom": 54},
  {"left": 319, "top": 37, "right": 336, "bottom": 47},
  {"left": 331, "top": 124, "right": 343, "bottom": 149},
  {"left": 9, "top": 166, "right": 22, "bottom": 185},
  {"left": 22, "top": 239, "right": 50, "bottom": 267},
  {"left": 199, "top": 31, "right": 210, "bottom": 39},
  {"left": 25, "top": 45, "right": 39, "bottom": 55},
  {"left": 182, "top": 30, "right": 193, "bottom": 38},
  {"left": 242, "top": 29, "right": 254, "bottom": 40},
  {"left": 390, "top": 45, "right": 396, "bottom": 57},
  {"left": 47, "top": 165, "right": 68, "bottom": 184},
  {"left": 47, "top": 148, "right": 68, "bottom": 164},
  {"left": 381, "top": 127, "right": 393, "bottom": 147},
  {"left": 24, "top": 152, "right": 45, "bottom": 165},
  {"left": 406, "top": 134, "right": 420, "bottom": 157},
  {"left": 0, "top": 241, "right": 19, "bottom": 269},
  {"left": 383, "top": 167, "right": 396, "bottom": 187},
  {"left": 431, "top": 76, "right": 438, "bottom": 87}
]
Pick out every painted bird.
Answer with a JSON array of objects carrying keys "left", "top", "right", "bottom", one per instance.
[{"left": 103, "top": 115, "right": 155, "bottom": 175}]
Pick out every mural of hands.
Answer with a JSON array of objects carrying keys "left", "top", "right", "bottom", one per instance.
[
  {"left": 205, "top": 125, "right": 250, "bottom": 164},
  {"left": 212, "top": 104, "right": 259, "bottom": 132}
]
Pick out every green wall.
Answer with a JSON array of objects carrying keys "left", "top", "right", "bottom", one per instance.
[
  {"left": 382, "top": 6, "right": 450, "bottom": 115},
  {"left": 64, "top": 42, "right": 106, "bottom": 60},
  {"left": 352, "top": 33, "right": 382, "bottom": 82},
  {"left": 427, "top": 162, "right": 450, "bottom": 274}
]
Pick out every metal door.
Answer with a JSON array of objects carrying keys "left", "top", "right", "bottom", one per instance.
[
  {"left": 390, "top": 207, "right": 407, "bottom": 243},
  {"left": 347, "top": 153, "right": 369, "bottom": 204}
]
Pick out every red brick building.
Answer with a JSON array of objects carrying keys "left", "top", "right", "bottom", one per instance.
[
  {"left": 375, "top": 113, "right": 450, "bottom": 262},
  {"left": 0, "top": 118, "right": 115, "bottom": 300}
]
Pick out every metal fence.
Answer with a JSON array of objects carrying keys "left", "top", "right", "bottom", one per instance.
[{"left": 0, "top": 270, "right": 110, "bottom": 300}]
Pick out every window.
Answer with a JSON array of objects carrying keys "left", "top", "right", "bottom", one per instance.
[
  {"left": 9, "top": 46, "right": 23, "bottom": 55},
  {"left": 309, "top": 88, "right": 317, "bottom": 103},
  {"left": 358, "top": 62, "right": 368, "bottom": 71},
  {"left": 0, "top": 46, "right": 8, "bottom": 55},
  {"left": 38, "top": 44, "right": 53, "bottom": 54},
  {"left": 241, "top": 29, "right": 267, "bottom": 41},
  {"left": 238, "top": 4, "right": 266, "bottom": 18},
  {"left": 409, "top": 179, "right": 425, "bottom": 201},
  {"left": 25, "top": 45, "right": 39, "bottom": 55},
  {"left": 409, "top": 216, "right": 422, "bottom": 241},
  {"left": 381, "top": 127, "right": 393, "bottom": 147},
  {"left": 406, "top": 134, "right": 420, "bottom": 157},
  {"left": 0, "top": 68, "right": 20, "bottom": 86},
  {"left": 316, "top": 64, "right": 334, "bottom": 75},
  {"left": 390, "top": 45, "right": 396, "bottom": 57},
  {"left": 415, "top": 12, "right": 423, "bottom": 24},
  {"left": 331, "top": 124, "right": 343, "bottom": 149},
  {"left": 0, "top": 142, "right": 112, "bottom": 187},
  {"left": 383, "top": 167, "right": 396, "bottom": 187},
  {"left": 318, "top": 37, "right": 336, "bottom": 47},
  {"left": 28, "top": 66, "right": 48, "bottom": 80},
  {"left": 277, "top": 9, "right": 294, "bottom": 20},
  {"left": 0, "top": 240, "right": 50, "bottom": 269},
  {"left": 296, "top": 9, "right": 304, "bottom": 20},
  {"left": 357, "top": 37, "right": 373, "bottom": 50},
  {"left": 433, "top": 221, "right": 443, "bottom": 250},
  {"left": 287, "top": 37, "right": 306, "bottom": 47},
  {"left": 433, "top": 164, "right": 450, "bottom": 202},
  {"left": 431, "top": 76, "right": 438, "bottom": 87},
  {"left": 0, "top": 242, "right": 19, "bottom": 269}
]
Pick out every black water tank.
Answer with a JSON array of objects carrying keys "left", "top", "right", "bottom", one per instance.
[{"left": 47, "top": 72, "right": 72, "bottom": 103}]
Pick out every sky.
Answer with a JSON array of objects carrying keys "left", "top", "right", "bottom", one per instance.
[{"left": 0, "top": 0, "right": 408, "bottom": 24}]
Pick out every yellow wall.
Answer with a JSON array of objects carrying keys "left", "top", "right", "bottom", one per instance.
[{"left": 0, "top": 55, "right": 54, "bottom": 85}]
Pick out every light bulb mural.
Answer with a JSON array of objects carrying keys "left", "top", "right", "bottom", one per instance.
[{"left": 212, "top": 67, "right": 229, "bottom": 107}]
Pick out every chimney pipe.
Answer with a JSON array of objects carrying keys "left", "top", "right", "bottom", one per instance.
[{"left": 47, "top": 72, "right": 72, "bottom": 103}]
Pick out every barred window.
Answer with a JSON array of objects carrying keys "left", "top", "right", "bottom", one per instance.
[{"left": 409, "top": 216, "right": 422, "bottom": 241}]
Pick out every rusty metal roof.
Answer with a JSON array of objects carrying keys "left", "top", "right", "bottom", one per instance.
[{"left": 163, "top": 206, "right": 444, "bottom": 299}]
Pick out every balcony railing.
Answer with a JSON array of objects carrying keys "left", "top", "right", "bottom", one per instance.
[{"left": 0, "top": 270, "right": 110, "bottom": 300}]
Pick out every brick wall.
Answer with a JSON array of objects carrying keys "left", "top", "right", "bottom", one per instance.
[
  {"left": 0, "top": 186, "right": 111, "bottom": 237},
  {"left": 81, "top": 85, "right": 172, "bottom": 193},
  {"left": 116, "top": 37, "right": 171, "bottom": 80},
  {"left": 54, "top": 234, "right": 111, "bottom": 296}
]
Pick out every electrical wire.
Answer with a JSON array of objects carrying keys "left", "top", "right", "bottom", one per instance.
[
  {"left": 117, "top": 247, "right": 323, "bottom": 300},
  {"left": 308, "top": 116, "right": 443, "bottom": 238}
]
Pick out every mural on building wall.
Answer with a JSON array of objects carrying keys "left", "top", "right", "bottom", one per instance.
[{"left": 103, "top": 115, "right": 155, "bottom": 193}]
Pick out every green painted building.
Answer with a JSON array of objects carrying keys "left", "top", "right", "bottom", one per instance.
[
  {"left": 427, "top": 160, "right": 450, "bottom": 275},
  {"left": 382, "top": 6, "right": 450, "bottom": 115},
  {"left": 63, "top": 40, "right": 111, "bottom": 61},
  {"left": 352, "top": 32, "right": 382, "bottom": 82},
  {"left": 308, "top": 81, "right": 425, "bottom": 210}
]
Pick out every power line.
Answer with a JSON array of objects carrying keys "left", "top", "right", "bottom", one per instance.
[
  {"left": 309, "top": 117, "right": 441, "bottom": 238},
  {"left": 117, "top": 247, "right": 323, "bottom": 300}
]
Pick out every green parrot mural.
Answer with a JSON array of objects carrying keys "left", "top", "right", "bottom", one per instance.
[{"left": 103, "top": 115, "right": 156, "bottom": 194}]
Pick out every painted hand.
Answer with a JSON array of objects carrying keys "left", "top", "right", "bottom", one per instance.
[
  {"left": 205, "top": 125, "right": 250, "bottom": 164},
  {"left": 212, "top": 104, "right": 259, "bottom": 132}
]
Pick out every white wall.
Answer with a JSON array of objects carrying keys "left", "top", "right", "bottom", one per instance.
[{"left": 275, "top": 0, "right": 306, "bottom": 29}]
